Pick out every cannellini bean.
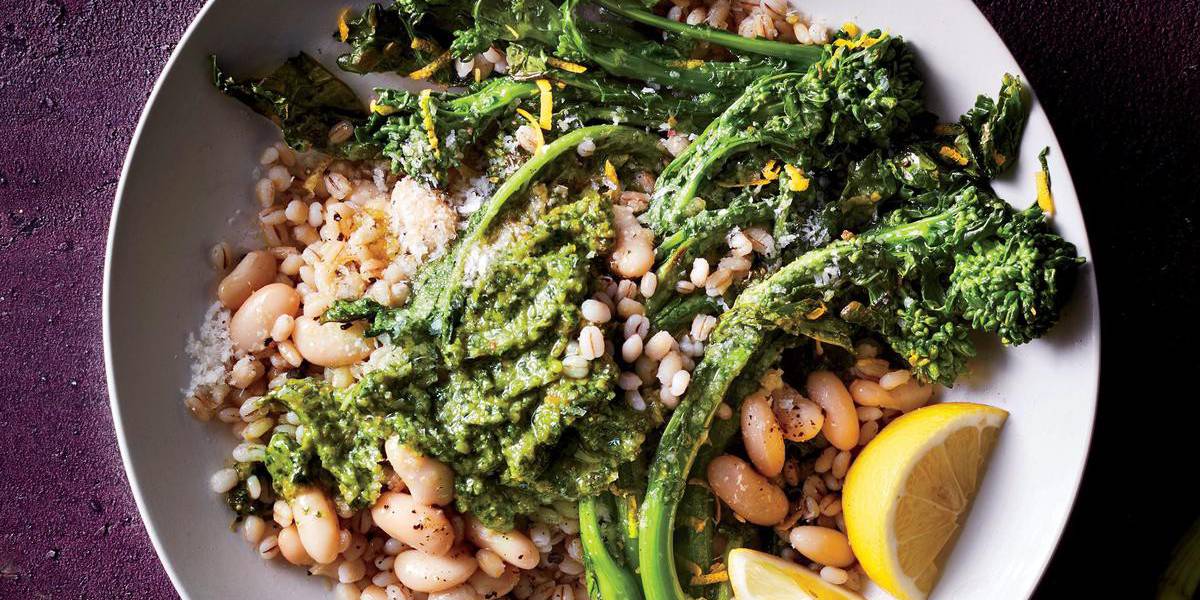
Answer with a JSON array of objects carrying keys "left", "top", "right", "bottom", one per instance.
[
  {"left": 229, "top": 283, "right": 301, "bottom": 352},
  {"left": 372, "top": 492, "right": 455, "bottom": 556},
  {"left": 278, "top": 526, "right": 314, "bottom": 565},
  {"left": 467, "top": 566, "right": 519, "bottom": 598},
  {"left": 882, "top": 378, "right": 935, "bottom": 412},
  {"left": 707, "top": 455, "right": 788, "bottom": 526},
  {"left": 740, "top": 392, "right": 785, "bottom": 477},
  {"left": 806, "top": 371, "right": 859, "bottom": 450},
  {"left": 610, "top": 205, "right": 655, "bottom": 277},
  {"left": 429, "top": 585, "right": 482, "bottom": 600},
  {"left": 359, "top": 586, "right": 389, "bottom": 600},
  {"left": 393, "top": 547, "right": 478, "bottom": 592},
  {"left": 848, "top": 379, "right": 893, "bottom": 408},
  {"left": 772, "top": 384, "right": 824, "bottom": 442},
  {"left": 385, "top": 436, "right": 455, "bottom": 506},
  {"left": 788, "top": 526, "right": 855, "bottom": 568},
  {"left": 475, "top": 549, "right": 506, "bottom": 578},
  {"left": 464, "top": 517, "right": 540, "bottom": 570},
  {"left": 291, "top": 486, "right": 340, "bottom": 564},
  {"left": 291, "top": 316, "right": 374, "bottom": 367},
  {"left": 218, "top": 251, "right": 277, "bottom": 309}
]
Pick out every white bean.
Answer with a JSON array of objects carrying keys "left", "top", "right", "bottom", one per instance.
[
  {"left": 707, "top": 455, "right": 788, "bottom": 526},
  {"left": 291, "top": 316, "right": 375, "bottom": 367},
  {"left": 788, "top": 526, "right": 854, "bottom": 568},
  {"left": 372, "top": 492, "right": 454, "bottom": 556},
  {"left": 218, "top": 251, "right": 277, "bottom": 310},
  {"left": 291, "top": 486, "right": 340, "bottom": 564},
  {"left": 464, "top": 517, "right": 540, "bottom": 569},
  {"left": 884, "top": 378, "right": 936, "bottom": 412},
  {"left": 848, "top": 379, "right": 892, "bottom": 407},
  {"left": 475, "top": 549, "right": 506, "bottom": 578},
  {"left": 360, "top": 586, "right": 389, "bottom": 600},
  {"left": 229, "top": 283, "right": 301, "bottom": 352},
  {"left": 393, "top": 547, "right": 478, "bottom": 592},
  {"left": 467, "top": 566, "right": 519, "bottom": 598},
  {"left": 429, "top": 585, "right": 482, "bottom": 600},
  {"left": 772, "top": 384, "right": 824, "bottom": 442},
  {"left": 278, "top": 525, "right": 314, "bottom": 566},
  {"left": 740, "top": 392, "right": 785, "bottom": 477},
  {"left": 806, "top": 371, "right": 859, "bottom": 450},
  {"left": 385, "top": 436, "right": 455, "bottom": 506}
]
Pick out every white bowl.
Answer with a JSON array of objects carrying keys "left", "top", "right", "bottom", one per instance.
[{"left": 104, "top": 1, "right": 1100, "bottom": 598}]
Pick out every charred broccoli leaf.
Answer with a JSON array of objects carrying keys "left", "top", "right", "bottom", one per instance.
[
  {"left": 937, "top": 73, "right": 1030, "bottom": 179},
  {"left": 211, "top": 53, "right": 377, "bottom": 159},
  {"left": 644, "top": 32, "right": 925, "bottom": 235}
]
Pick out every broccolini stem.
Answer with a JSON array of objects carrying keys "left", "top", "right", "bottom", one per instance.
[
  {"left": 581, "top": 495, "right": 646, "bottom": 600},
  {"left": 615, "top": 492, "right": 642, "bottom": 573},
  {"left": 595, "top": 0, "right": 823, "bottom": 64},
  {"left": 639, "top": 313, "right": 764, "bottom": 600},
  {"left": 674, "top": 481, "right": 715, "bottom": 598}
]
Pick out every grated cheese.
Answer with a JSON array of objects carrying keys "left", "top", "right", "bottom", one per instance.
[{"left": 183, "top": 302, "right": 234, "bottom": 397}]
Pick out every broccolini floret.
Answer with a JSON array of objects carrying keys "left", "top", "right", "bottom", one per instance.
[{"left": 639, "top": 182, "right": 1082, "bottom": 600}]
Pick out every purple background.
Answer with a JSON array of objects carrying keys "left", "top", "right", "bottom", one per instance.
[{"left": 0, "top": 0, "right": 1195, "bottom": 598}]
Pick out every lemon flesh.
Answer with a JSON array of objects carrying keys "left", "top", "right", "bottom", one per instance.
[
  {"left": 842, "top": 402, "right": 1008, "bottom": 600},
  {"left": 728, "top": 548, "right": 866, "bottom": 600}
]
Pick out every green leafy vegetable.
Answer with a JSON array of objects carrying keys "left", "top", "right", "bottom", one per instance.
[
  {"left": 639, "top": 183, "right": 1082, "bottom": 599},
  {"left": 273, "top": 126, "right": 664, "bottom": 529},
  {"left": 937, "top": 73, "right": 1030, "bottom": 178},
  {"left": 643, "top": 33, "right": 925, "bottom": 235},
  {"left": 337, "top": 3, "right": 447, "bottom": 75},
  {"left": 582, "top": 494, "right": 645, "bottom": 600},
  {"left": 211, "top": 53, "right": 375, "bottom": 158}
]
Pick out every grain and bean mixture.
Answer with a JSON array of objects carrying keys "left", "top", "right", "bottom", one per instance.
[{"left": 187, "top": 0, "right": 1084, "bottom": 597}]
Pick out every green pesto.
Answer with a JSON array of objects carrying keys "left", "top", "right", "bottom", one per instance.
[
  {"left": 265, "top": 127, "right": 662, "bottom": 529},
  {"left": 225, "top": 462, "right": 270, "bottom": 518}
]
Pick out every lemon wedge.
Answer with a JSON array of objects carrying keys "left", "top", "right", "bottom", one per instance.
[
  {"left": 729, "top": 548, "right": 865, "bottom": 600},
  {"left": 842, "top": 402, "right": 1008, "bottom": 600}
]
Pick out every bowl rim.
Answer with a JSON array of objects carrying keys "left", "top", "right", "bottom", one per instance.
[
  {"left": 103, "top": 1, "right": 223, "bottom": 597},
  {"left": 102, "top": 1, "right": 1101, "bottom": 598}
]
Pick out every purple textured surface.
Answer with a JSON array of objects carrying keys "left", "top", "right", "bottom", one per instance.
[{"left": 0, "top": 1, "right": 1195, "bottom": 599}]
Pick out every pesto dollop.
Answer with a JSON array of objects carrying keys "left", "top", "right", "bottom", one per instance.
[{"left": 265, "top": 179, "right": 654, "bottom": 529}]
